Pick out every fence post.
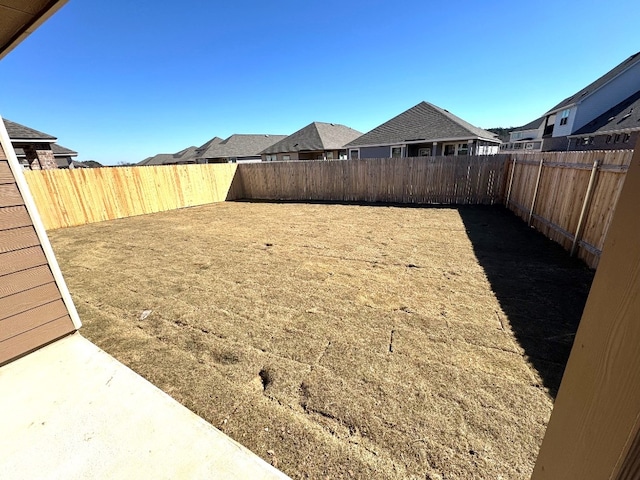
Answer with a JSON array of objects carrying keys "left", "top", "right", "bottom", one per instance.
[
  {"left": 570, "top": 159, "right": 600, "bottom": 257},
  {"left": 528, "top": 158, "right": 544, "bottom": 226},
  {"left": 505, "top": 157, "right": 517, "bottom": 207}
]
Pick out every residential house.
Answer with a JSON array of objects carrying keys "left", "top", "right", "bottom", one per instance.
[
  {"left": 345, "top": 102, "right": 500, "bottom": 159},
  {"left": 138, "top": 146, "right": 198, "bottom": 166},
  {"left": 195, "top": 134, "right": 287, "bottom": 163},
  {"left": 3, "top": 118, "right": 60, "bottom": 169},
  {"left": 501, "top": 51, "right": 640, "bottom": 152},
  {"left": 13, "top": 143, "right": 80, "bottom": 168},
  {"left": 568, "top": 89, "right": 640, "bottom": 151},
  {"left": 260, "top": 122, "right": 363, "bottom": 161}
]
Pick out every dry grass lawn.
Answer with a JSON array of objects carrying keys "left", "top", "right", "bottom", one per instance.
[{"left": 48, "top": 202, "right": 593, "bottom": 479}]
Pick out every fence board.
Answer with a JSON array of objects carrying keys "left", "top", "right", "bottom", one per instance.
[
  {"left": 24, "top": 164, "right": 238, "bottom": 230},
  {"left": 506, "top": 150, "right": 634, "bottom": 268},
  {"left": 236, "top": 156, "right": 508, "bottom": 206}
]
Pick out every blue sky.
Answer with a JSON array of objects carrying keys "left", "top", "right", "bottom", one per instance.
[{"left": 1, "top": 0, "right": 638, "bottom": 165}]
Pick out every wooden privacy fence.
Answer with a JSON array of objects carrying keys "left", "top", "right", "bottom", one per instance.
[
  {"left": 236, "top": 155, "right": 509, "bottom": 205},
  {"left": 24, "top": 164, "right": 239, "bottom": 230},
  {"left": 504, "top": 150, "right": 633, "bottom": 268}
]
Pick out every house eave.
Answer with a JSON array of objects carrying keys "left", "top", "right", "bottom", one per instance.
[
  {"left": 348, "top": 136, "right": 501, "bottom": 149},
  {"left": 568, "top": 126, "right": 640, "bottom": 138},
  {"left": 0, "top": 0, "right": 70, "bottom": 61},
  {"left": 10, "top": 138, "right": 56, "bottom": 143}
]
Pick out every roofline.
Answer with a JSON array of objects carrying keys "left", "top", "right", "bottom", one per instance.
[
  {"left": 0, "top": 0, "right": 70, "bottom": 61},
  {"left": 568, "top": 126, "right": 640, "bottom": 138},
  {"left": 545, "top": 55, "right": 640, "bottom": 116},
  {"left": 347, "top": 136, "right": 501, "bottom": 148},
  {"left": 10, "top": 138, "right": 56, "bottom": 143}
]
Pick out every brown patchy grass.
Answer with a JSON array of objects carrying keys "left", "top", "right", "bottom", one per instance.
[{"left": 47, "top": 202, "right": 593, "bottom": 479}]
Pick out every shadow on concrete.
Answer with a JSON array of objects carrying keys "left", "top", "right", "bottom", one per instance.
[{"left": 458, "top": 206, "right": 594, "bottom": 398}]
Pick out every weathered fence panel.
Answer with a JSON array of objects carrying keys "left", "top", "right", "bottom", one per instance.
[
  {"left": 505, "top": 150, "right": 633, "bottom": 268},
  {"left": 24, "top": 164, "right": 238, "bottom": 230},
  {"left": 236, "top": 156, "right": 510, "bottom": 205}
]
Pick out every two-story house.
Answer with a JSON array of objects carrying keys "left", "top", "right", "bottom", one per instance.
[{"left": 501, "top": 51, "right": 640, "bottom": 153}]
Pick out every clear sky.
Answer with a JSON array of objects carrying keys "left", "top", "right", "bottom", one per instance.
[{"left": 1, "top": 0, "right": 638, "bottom": 165}]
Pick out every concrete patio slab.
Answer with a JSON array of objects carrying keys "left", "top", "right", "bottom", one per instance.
[{"left": 0, "top": 333, "right": 289, "bottom": 480}]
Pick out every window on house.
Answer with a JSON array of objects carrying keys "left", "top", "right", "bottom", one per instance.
[
  {"left": 614, "top": 134, "right": 621, "bottom": 143},
  {"left": 559, "top": 109, "right": 571, "bottom": 126},
  {"left": 457, "top": 143, "right": 469, "bottom": 155},
  {"left": 444, "top": 144, "right": 456, "bottom": 155},
  {"left": 606, "top": 135, "right": 612, "bottom": 144},
  {"left": 349, "top": 149, "right": 359, "bottom": 160},
  {"left": 623, "top": 133, "right": 631, "bottom": 143},
  {"left": 326, "top": 151, "right": 333, "bottom": 160},
  {"left": 390, "top": 146, "right": 402, "bottom": 158},
  {"left": 282, "top": 155, "right": 291, "bottom": 161},
  {"left": 265, "top": 154, "right": 276, "bottom": 161},
  {"left": 418, "top": 148, "right": 431, "bottom": 156},
  {"left": 581, "top": 137, "right": 593, "bottom": 146}
]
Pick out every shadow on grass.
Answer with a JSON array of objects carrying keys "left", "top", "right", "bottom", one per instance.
[{"left": 458, "top": 206, "right": 595, "bottom": 398}]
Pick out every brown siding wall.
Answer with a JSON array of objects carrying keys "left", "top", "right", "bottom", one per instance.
[{"left": 0, "top": 145, "right": 75, "bottom": 365}]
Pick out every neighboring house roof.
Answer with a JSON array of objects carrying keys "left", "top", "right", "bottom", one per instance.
[
  {"left": 138, "top": 153, "right": 174, "bottom": 166},
  {"left": 3, "top": 118, "right": 57, "bottom": 142},
  {"left": 14, "top": 143, "right": 77, "bottom": 158},
  {"left": 346, "top": 101, "right": 500, "bottom": 147},
  {"left": 511, "top": 116, "right": 545, "bottom": 133},
  {"left": 194, "top": 136, "right": 224, "bottom": 157},
  {"left": 197, "top": 134, "right": 287, "bottom": 159},
  {"left": 572, "top": 90, "right": 640, "bottom": 136},
  {"left": 546, "top": 51, "right": 640, "bottom": 114},
  {"left": 137, "top": 146, "right": 198, "bottom": 166},
  {"left": 51, "top": 143, "right": 78, "bottom": 156},
  {"left": 173, "top": 146, "right": 198, "bottom": 163},
  {"left": 261, "top": 122, "right": 363, "bottom": 154}
]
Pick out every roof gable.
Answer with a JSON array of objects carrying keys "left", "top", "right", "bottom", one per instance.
[
  {"left": 346, "top": 102, "right": 499, "bottom": 147},
  {"left": 261, "top": 122, "right": 362, "bottom": 154}
]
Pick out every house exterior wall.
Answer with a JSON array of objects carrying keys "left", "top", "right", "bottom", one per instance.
[
  {"left": 570, "top": 60, "right": 640, "bottom": 134},
  {"left": 0, "top": 143, "right": 76, "bottom": 365},
  {"left": 568, "top": 131, "right": 638, "bottom": 151},
  {"left": 21, "top": 145, "right": 58, "bottom": 170},
  {"left": 541, "top": 136, "right": 570, "bottom": 151},
  {"left": 551, "top": 106, "right": 578, "bottom": 138},
  {"left": 510, "top": 128, "right": 543, "bottom": 142},
  {"left": 359, "top": 146, "right": 396, "bottom": 159}
]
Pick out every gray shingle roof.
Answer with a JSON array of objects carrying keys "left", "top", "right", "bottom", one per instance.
[
  {"left": 138, "top": 146, "right": 199, "bottom": 166},
  {"left": 261, "top": 122, "right": 363, "bottom": 154},
  {"left": 197, "top": 134, "right": 287, "bottom": 159},
  {"left": 138, "top": 153, "right": 174, "bottom": 166},
  {"left": 195, "top": 136, "right": 224, "bottom": 156},
  {"left": 51, "top": 143, "right": 78, "bottom": 156},
  {"left": 573, "top": 90, "right": 640, "bottom": 136},
  {"left": 546, "top": 51, "right": 640, "bottom": 114},
  {"left": 511, "top": 116, "right": 545, "bottom": 132},
  {"left": 345, "top": 102, "right": 499, "bottom": 148},
  {"left": 3, "top": 118, "right": 56, "bottom": 141}
]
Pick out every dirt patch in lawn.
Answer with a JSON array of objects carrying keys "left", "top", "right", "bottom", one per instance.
[{"left": 48, "top": 202, "right": 593, "bottom": 479}]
